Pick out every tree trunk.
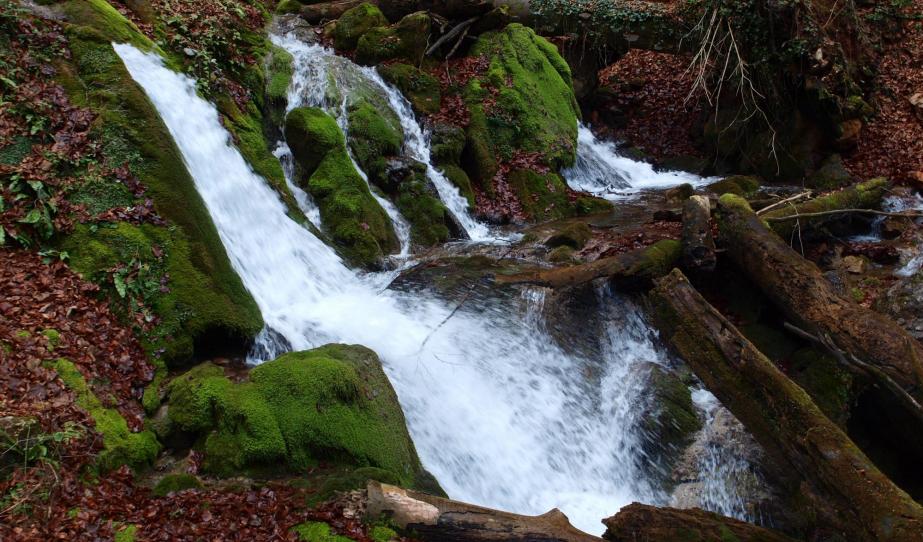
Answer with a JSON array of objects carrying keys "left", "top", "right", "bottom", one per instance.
[
  {"left": 603, "top": 503, "right": 797, "bottom": 542},
  {"left": 495, "top": 239, "right": 680, "bottom": 289},
  {"left": 760, "top": 178, "right": 888, "bottom": 239},
  {"left": 716, "top": 194, "right": 923, "bottom": 405},
  {"left": 365, "top": 481, "right": 603, "bottom": 541},
  {"left": 649, "top": 269, "right": 923, "bottom": 541},
  {"left": 680, "top": 195, "right": 716, "bottom": 273}
]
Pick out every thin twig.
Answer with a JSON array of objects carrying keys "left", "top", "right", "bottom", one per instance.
[
  {"left": 756, "top": 191, "right": 813, "bottom": 215},
  {"left": 765, "top": 209, "right": 923, "bottom": 221}
]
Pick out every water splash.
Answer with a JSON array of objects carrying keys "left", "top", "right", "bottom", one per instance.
[{"left": 564, "top": 125, "right": 712, "bottom": 199}]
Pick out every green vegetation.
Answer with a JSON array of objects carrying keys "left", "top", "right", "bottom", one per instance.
[
  {"left": 52, "top": 359, "right": 160, "bottom": 472},
  {"left": 355, "top": 12, "right": 431, "bottom": 66},
  {"left": 377, "top": 63, "right": 441, "bottom": 116},
  {"left": 507, "top": 170, "right": 573, "bottom": 221},
  {"left": 161, "top": 345, "right": 424, "bottom": 485},
  {"left": 265, "top": 44, "right": 294, "bottom": 127},
  {"left": 152, "top": 473, "right": 203, "bottom": 496},
  {"left": 292, "top": 521, "right": 353, "bottom": 542},
  {"left": 706, "top": 175, "right": 761, "bottom": 197},
  {"left": 333, "top": 3, "right": 388, "bottom": 50},
  {"left": 347, "top": 100, "right": 403, "bottom": 181},
  {"left": 286, "top": 107, "right": 398, "bottom": 267},
  {"left": 114, "top": 524, "right": 137, "bottom": 542}
]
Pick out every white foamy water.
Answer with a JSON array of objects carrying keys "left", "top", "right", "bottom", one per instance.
[
  {"left": 114, "top": 41, "right": 757, "bottom": 534},
  {"left": 564, "top": 125, "right": 712, "bottom": 199},
  {"left": 271, "top": 33, "right": 493, "bottom": 242}
]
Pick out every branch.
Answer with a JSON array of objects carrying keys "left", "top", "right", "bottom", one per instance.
[
  {"left": 756, "top": 191, "right": 813, "bottom": 215},
  {"left": 425, "top": 17, "right": 478, "bottom": 56},
  {"left": 764, "top": 209, "right": 923, "bottom": 221}
]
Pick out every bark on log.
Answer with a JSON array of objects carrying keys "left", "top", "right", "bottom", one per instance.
[
  {"left": 680, "top": 195, "right": 716, "bottom": 273},
  {"left": 365, "top": 481, "right": 603, "bottom": 541},
  {"left": 495, "top": 239, "right": 680, "bottom": 289},
  {"left": 759, "top": 178, "right": 889, "bottom": 239},
  {"left": 602, "top": 503, "right": 797, "bottom": 542},
  {"left": 649, "top": 269, "right": 923, "bottom": 541},
  {"left": 716, "top": 193, "right": 923, "bottom": 405}
]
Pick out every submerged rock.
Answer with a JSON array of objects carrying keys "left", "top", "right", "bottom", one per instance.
[{"left": 159, "top": 345, "right": 430, "bottom": 488}]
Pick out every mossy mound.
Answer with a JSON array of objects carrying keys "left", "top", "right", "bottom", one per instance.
[
  {"left": 285, "top": 107, "right": 398, "bottom": 266},
  {"left": 545, "top": 221, "right": 592, "bottom": 249},
  {"left": 355, "top": 11, "right": 430, "bottom": 66},
  {"left": 292, "top": 521, "right": 353, "bottom": 542},
  {"left": 377, "top": 63, "right": 441, "bottom": 116},
  {"left": 333, "top": 3, "right": 388, "bottom": 50},
  {"left": 60, "top": 222, "right": 261, "bottom": 366},
  {"left": 346, "top": 101, "right": 452, "bottom": 247},
  {"left": 152, "top": 473, "right": 203, "bottom": 497},
  {"left": 55, "top": 31, "right": 262, "bottom": 366},
  {"left": 706, "top": 175, "right": 761, "bottom": 197},
  {"left": 52, "top": 359, "right": 160, "bottom": 472},
  {"left": 265, "top": 44, "right": 294, "bottom": 129},
  {"left": 160, "top": 345, "right": 426, "bottom": 486}
]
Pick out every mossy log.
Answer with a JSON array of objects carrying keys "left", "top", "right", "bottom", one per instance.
[
  {"left": 365, "top": 481, "right": 602, "bottom": 541},
  {"left": 717, "top": 194, "right": 923, "bottom": 407},
  {"left": 649, "top": 269, "right": 923, "bottom": 541},
  {"left": 299, "top": 0, "right": 368, "bottom": 23},
  {"left": 760, "top": 178, "right": 889, "bottom": 239},
  {"left": 680, "top": 195, "right": 716, "bottom": 273},
  {"left": 602, "top": 503, "right": 797, "bottom": 542},
  {"left": 495, "top": 239, "right": 680, "bottom": 289}
]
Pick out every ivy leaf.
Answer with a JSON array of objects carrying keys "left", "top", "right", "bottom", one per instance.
[{"left": 114, "top": 273, "right": 128, "bottom": 298}]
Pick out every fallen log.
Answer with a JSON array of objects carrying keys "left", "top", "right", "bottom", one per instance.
[
  {"left": 602, "top": 503, "right": 797, "bottom": 542},
  {"left": 365, "top": 481, "right": 602, "bottom": 541},
  {"left": 495, "top": 239, "right": 680, "bottom": 289},
  {"left": 716, "top": 193, "right": 923, "bottom": 406},
  {"left": 680, "top": 195, "right": 716, "bottom": 273},
  {"left": 649, "top": 269, "right": 923, "bottom": 541},
  {"left": 759, "top": 178, "right": 889, "bottom": 239}
]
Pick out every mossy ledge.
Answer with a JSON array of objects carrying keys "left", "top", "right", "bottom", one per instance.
[
  {"left": 158, "top": 345, "right": 429, "bottom": 488},
  {"left": 53, "top": 17, "right": 263, "bottom": 366},
  {"left": 285, "top": 106, "right": 398, "bottom": 267}
]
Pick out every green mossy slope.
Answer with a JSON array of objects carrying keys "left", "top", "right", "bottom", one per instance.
[
  {"left": 160, "top": 345, "right": 425, "bottom": 487},
  {"left": 55, "top": 29, "right": 262, "bottom": 366}
]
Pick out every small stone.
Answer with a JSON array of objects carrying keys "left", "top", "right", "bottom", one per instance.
[{"left": 183, "top": 47, "right": 196, "bottom": 57}]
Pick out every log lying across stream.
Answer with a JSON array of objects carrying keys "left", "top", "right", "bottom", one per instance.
[
  {"left": 650, "top": 269, "right": 923, "bottom": 541},
  {"left": 495, "top": 239, "right": 680, "bottom": 289},
  {"left": 602, "top": 503, "right": 797, "bottom": 542},
  {"left": 717, "top": 194, "right": 923, "bottom": 408}
]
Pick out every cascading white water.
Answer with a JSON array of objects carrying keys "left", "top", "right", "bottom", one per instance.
[
  {"left": 271, "top": 33, "right": 493, "bottom": 242},
  {"left": 564, "top": 125, "right": 712, "bottom": 198}
]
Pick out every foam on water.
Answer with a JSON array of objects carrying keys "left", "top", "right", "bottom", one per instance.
[{"left": 114, "top": 42, "right": 752, "bottom": 534}]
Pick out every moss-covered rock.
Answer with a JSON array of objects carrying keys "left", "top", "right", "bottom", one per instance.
[
  {"left": 162, "top": 345, "right": 426, "bottom": 486},
  {"left": 355, "top": 11, "right": 430, "bottom": 66},
  {"left": 545, "top": 222, "right": 592, "bottom": 249},
  {"left": 152, "top": 473, "right": 203, "bottom": 496},
  {"left": 52, "top": 359, "right": 160, "bottom": 472},
  {"left": 706, "top": 175, "right": 761, "bottom": 197},
  {"left": 333, "top": 3, "right": 388, "bottom": 50},
  {"left": 507, "top": 169, "right": 573, "bottom": 221},
  {"left": 639, "top": 363, "right": 701, "bottom": 473},
  {"left": 292, "top": 521, "right": 353, "bottom": 542},
  {"left": 55, "top": 27, "right": 263, "bottom": 365},
  {"left": 438, "top": 164, "right": 475, "bottom": 208},
  {"left": 377, "top": 63, "right": 441, "bottom": 116},
  {"left": 806, "top": 153, "right": 852, "bottom": 189},
  {"left": 285, "top": 107, "right": 345, "bottom": 175},
  {"left": 265, "top": 44, "right": 294, "bottom": 128},
  {"left": 346, "top": 99, "right": 403, "bottom": 182},
  {"left": 430, "top": 123, "right": 466, "bottom": 166}
]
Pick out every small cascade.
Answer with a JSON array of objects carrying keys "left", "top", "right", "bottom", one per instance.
[
  {"left": 271, "top": 33, "right": 492, "bottom": 243},
  {"left": 115, "top": 39, "right": 761, "bottom": 536},
  {"left": 564, "top": 124, "right": 712, "bottom": 198}
]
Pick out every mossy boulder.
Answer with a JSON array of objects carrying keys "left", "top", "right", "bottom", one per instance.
[
  {"left": 347, "top": 99, "right": 403, "bottom": 182},
  {"left": 355, "top": 11, "right": 430, "bottom": 66},
  {"left": 806, "top": 153, "right": 852, "bottom": 189},
  {"left": 265, "top": 44, "right": 294, "bottom": 128},
  {"left": 637, "top": 363, "right": 702, "bottom": 482},
  {"left": 507, "top": 169, "right": 574, "bottom": 222},
  {"left": 438, "top": 164, "right": 475, "bottom": 207},
  {"left": 333, "top": 3, "right": 388, "bottom": 50},
  {"left": 285, "top": 106, "right": 345, "bottom": 175},
  {"left": 706, "top": 175, "right": 761, "bottom": 197},
  {"left": 161, "top": 345, "right": 427, "bottom": 486},
  {"left": 430, "top": 123, "right": 467, "bottom": 166},
  {"left": 544, "top": 221, "right": 592, "bottom": 249},
  {"left": 52, "top": 359, "right": 160, "bottom": 472},
  {"left": 377, "top": 63, "right": 441, "bottom": 116}
]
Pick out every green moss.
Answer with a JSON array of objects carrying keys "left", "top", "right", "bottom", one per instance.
[
  {"left": 52, "top": 359, "right": 160, "bottom": 472},
  {"left": 507, "top": 170, "right": 572, "bottom": 221},
  {"left": 717, "top": 193, "right": 754, "bottom": 213},
  {"left": 706, "top": 176, "right": 761, "bottom": 197},
  {"left": 438, "top": 164, "right": 475, "bottom": 207},
  {"left": 265, "top": 45, "right": 294, "bottom": 127},
  {"left": 0, "top": 136, "right": 33, "bottom": 166},
  {"left": 347, "top": 99, "right": 403, "bottom": 181},
  {"left": 163, "top": 345, "right": 424, "bottom": 485},
  {"left": 114, "top": 524, "right": 137, "bottom": 542},
  {"left": 762, "top": 178, "right": 889, "bottom": 239},
  {"left": 545, "top": 222, "right": 591, "bottom": 249},
  {"left": 309, "top": 466, "right": 402, "bottom": 505},
  {"left": 333, "top": 3, "right": 388, "bottom": 50},
  {"left": 791, "top": 348, "right": 854, "bottom": 426},
  {"left": 285, "top": 107, "right": 345, "bottom": 175},
  {"left": 152, "top": 473, "right": 203, "bottom": 496},
  {"left": 377, "top": 63, "right": 440, "bottom": 116},
  {"left": 355, "top": 12, "right": 430, "bottom": 66},
  {"left": 395, "top": 172, "right": 451, "bottom": 247},
  {"left": 58, "top": 0, "right": 158, "bottom": 52},
  {"left": 42, "top": 329, "right": 61, "bottom": 350},
  {"left": 547, "top": 245, "right": 575, "bottom": 263},
  {"left": 641, "top": 364, "right": 702, "bottom": 464},
  {"left": 275, "top": 0, "right": 302, "bottom": 14},
  {"left": 57, "top": 31, "right": 262, "bottom": 364},
  {"left": 370, "top": 525, "right": 398, "bottom": 542},
  {"left": 430, "top": 125, "right": 466, "bottom": 166},
  {"left": 292, "top": 522, "right": 353, "bottom": 542},
  {"left": 68, "top": 176, "right": 134, "bottom": 215}
]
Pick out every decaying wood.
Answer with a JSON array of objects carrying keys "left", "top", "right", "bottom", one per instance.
[
  {"left": 759, "top": 178, "right": 889, "bottom": 239},
  {"left": 425, "top": 16, "right": 477, "bottom": 56},
  {"left": 680, "top": 195, "right": 716, "bottom": 273},
  {"left": 716, "top": 194, "right": 923, "bottom": 406},
  {"left": 495, "top": 239, "right": 680, "bottom": 289},
  {"left": 602, "top": 503, "right": 797, "bottom": 542},
  {"left": 365, "top": 481, "right": 603, "bottom": 541},
  {"left": 649, "top": 269, "right": 923, "bottom": 541}
]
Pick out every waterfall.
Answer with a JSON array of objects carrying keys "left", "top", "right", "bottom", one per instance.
[
  {"left": 564, "top": 125, "right": 712, "bottom": 199},
  {"left": 114, "top": 41, "right": 760, "bottom": 534},
  {"left": 271, "top": 33, "right": 492, "bottom": 242}
]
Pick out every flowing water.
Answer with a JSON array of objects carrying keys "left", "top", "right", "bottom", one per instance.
[
  {"left": 564, "top": 125, "right": 713, "bottom": 199},
  {"left": 114, "top": 41, "right": 752, "bottom": 534}
]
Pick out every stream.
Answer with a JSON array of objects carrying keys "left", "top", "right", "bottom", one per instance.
[{"left": 113, "top": 39, "right": 752, "bottom": 535}]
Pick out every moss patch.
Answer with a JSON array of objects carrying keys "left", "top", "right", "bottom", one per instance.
[
  {"left": 152, "top": 473, "right": 203, "bottom": 496},
  {"left": 355, "top": 12, "right": 430, "bottom": 66},
  {"left": 333, "top": 3, "right": 388, "bottom": 50},
  {"left": 52, "top": 359, "right": 160, "bottom": 472},
  {"left": 162, "top": 345, "right": 424, "bottom": 485},
  {"left": 292, "top": 522, "right": 353, "bottom": 542},
  {"left": 377, "top": 63, "right": 440, "bottom": 116},
  {"left": 507, "top": 169, "right": 573, "bottom": 221}
]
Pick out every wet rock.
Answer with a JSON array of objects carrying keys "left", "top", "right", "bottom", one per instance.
[
  {"left": 877, "top": 270, "right": 923, "bottom": 339},
  {"left": 705, "top": 175, "right": 760, "bottom": 197},
  {"left": 544, "top": 222, "right": 592, "bottom": 250},
  {"left": 637, "top": 363, "right": 701, "bottom": 483},
  {"left": 806, "top": 153, "right": 852, "bottom": 189},
  {"left": 377, "top": 63, "right": 441, "bottom": 115},
  {"left": 664, "top": 183, "right": 694, "bottom": 204}
]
